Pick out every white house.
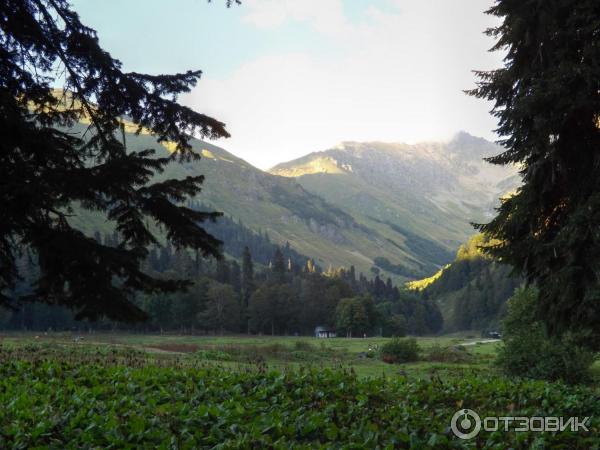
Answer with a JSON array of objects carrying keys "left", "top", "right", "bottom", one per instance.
[{"left": 314, "top": 326, "right": 336, "bottom": 338}]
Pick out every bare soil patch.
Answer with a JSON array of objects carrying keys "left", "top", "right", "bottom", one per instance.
[{"left": 146, "top": 343, "right": 199, "bottom": 353}]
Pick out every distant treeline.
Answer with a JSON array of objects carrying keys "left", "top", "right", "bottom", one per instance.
[{"left": 1, "top": 214, "right": 444, "bottom": 336}]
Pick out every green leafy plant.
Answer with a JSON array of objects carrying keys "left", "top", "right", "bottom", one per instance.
[
  {"left": 380, "top": 337, "right": 420, "bottom": 364},
  {"left": 496, "top": 287, "right": 596, "bottom": 384},
  {"left": 0, "top": 352, "right": 599, "bottom": 448},
  {"left": 425, "top": 344, "right": 471, "bottom": 363}
]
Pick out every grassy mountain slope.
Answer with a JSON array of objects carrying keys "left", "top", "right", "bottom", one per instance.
[
  {"left": 68, "top": 120, "right": 519, "bottom": 282},
  {"left": 66, "top": 123, "right": 419, "bottom": 278},
  {"left": 269, "top": 132, "right": 520, "bottom": 277}
]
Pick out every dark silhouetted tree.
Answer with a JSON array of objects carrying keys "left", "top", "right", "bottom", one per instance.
[
  {"left": 199, "top": 281, "right": 241, "bottom": 334},
  {"left": 469, "top": 0, "right": 600, "bottom": 339},
  {"left": 241, "top": 246, "right": 254, "bottom": 308},
  {"left": 272, "top": 247, "right": 286, "bottom": 284},
  {"left": 0, "top": 0, "right": 235, "bottom": 321},
  {"left": 230, "top": 261, "right": 241, "bottom": 294}
]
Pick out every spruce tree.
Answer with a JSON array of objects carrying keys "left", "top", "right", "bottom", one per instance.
[
  {"left": 229, "top": 260, "right": 242, "bottom": 294},
  {"left": 469, "top": 0, "right": 600, "bottom": 338},
  {"left": 0, "top": 0, "right": 233, "bottom": 321},
  {"left": 241, "top": 247, "right": 254, "bottom": 308},
  {"left": 272, "top": 247, "right": 286, "bottom": 284},
  {"left": 215, "top": 259, "right": 231, "bottom": 284}
]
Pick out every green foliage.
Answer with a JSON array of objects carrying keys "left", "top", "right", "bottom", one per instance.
[
  {"left": 248, "top": 284, "right": 300, "bottom": 335},
  {"left": 424, "top": 345, "right": 471, "bottom": 364},
  {"left": 380, "top": 338, "right": 420, "bottom": 364},
  {"left": 198, "top": 281, "right": 241, "bottom": 334},
  {"left": 381, "top": 314, "right": 407, "bottom": 338},
  {"left": 455, "top": 233, "right": 494, "bottom": 261},
  {"left": 293, "top": 340, "right": 316, "bottom": 352},
  {"left": 241, "top": 245, "right": 255, "bottom": 311},
  {"left": 194, "top": 342, "right": 339, "bottom": 364},
  {"left": 496, "top": 288, "right": 596, "bottom": 384},
  {"left": 4, "top": 236, "right": 445, "bottom": 336},
  {"left": 1, "top": 346, "right": 599, "bottom": 448},
  {"left": 196, "top": 210, "right": 310, "bottom": 273},
  {"left": 469, "top": 0, "right": 600, "bottom": 341},
  {"left": 335, "top": 295, "right": 376, "bottom": 337},
  {"left": 410, "top": 234, "right": 521, "bottom": 332}
]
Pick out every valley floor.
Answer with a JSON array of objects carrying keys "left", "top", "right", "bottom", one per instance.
[
  {"left": 0, "top": 332, "right": 498, "bottom": 378},
  {"left": 0, "top": 332, "right": 598, "bottom": 448}
]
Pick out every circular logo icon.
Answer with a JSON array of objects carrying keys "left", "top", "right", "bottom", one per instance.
[{"left": 451, "top": 409, "right": 481, "bottom": 440}]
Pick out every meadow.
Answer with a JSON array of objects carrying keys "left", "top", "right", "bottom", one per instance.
[{"left": 0, "top": 332, "right": 598, "bottom": 448}]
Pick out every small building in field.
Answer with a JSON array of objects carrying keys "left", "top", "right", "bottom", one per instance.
[{"left": 315, "top": 326, "right": 336, "bottom": 338}]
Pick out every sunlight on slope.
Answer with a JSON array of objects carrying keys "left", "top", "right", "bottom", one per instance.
[
  {"left": 407, "top": 233, "right": 502, "bottom": 291},
  {"left": 405, "top": 264, "right": 450, "bottom": 291},
  {"left": 272, "top": 157, "right": 347, "bottom": 177}
]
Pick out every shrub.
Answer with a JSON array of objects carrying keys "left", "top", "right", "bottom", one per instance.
[
  {"left": 380, "top": 338, "right": 420, "bottom": 364},
  {"left": 425, "top": 344, "right": 471, "bottom": 363},
  {"left": 496, "top": 287, "right": 596, "bottom": 384},
  {"left": 196, "top": 349, "right": 233, "bottom": 361},
  {"left": 497, "top": 326, "right": 595, "bottom": 384},
  {"left": 293, "top": 341, "right": 316, "bottom": 352}
]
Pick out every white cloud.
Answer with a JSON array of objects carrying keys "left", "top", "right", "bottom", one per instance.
[
  {"left": 182, "top": 0, "right": 504, "bottom": 169},
  {"left": 241, "top": 0, "right": 352, "bottom": 38}
]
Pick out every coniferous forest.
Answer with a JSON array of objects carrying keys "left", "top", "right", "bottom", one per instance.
[{"left": 5, "top": 219, "right": 443, "bottom": 336}]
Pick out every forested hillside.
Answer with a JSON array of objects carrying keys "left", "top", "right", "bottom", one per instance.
[
  {"left": 407, "top": 234, "right": 522, "bottom": 333},
  {"left": 3, "top": 122, "right": 516, "bottom": 334},
  {"left": 64, "top": 120, "right": 519, "bottom": 282},
  {"left": 4, "top": 232, "right": 443, "bottom": 336}
]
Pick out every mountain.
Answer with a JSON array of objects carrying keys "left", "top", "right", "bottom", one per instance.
[
  {"left": 66, "top": 123, "right": 419, "bottom": 279},
  {"left": 68, "top": 122, "right": 519, "bottom": 281},
  {"left": 269, "top": 132, "right": 520, "bottom": 277}
]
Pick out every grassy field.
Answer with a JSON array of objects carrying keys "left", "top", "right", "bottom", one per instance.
[
  {"left": 0, "top": 332, "right": 498, "bottom": 379},
  {"left": 0, "top": 332, "right": 597, "bottom": 448}
]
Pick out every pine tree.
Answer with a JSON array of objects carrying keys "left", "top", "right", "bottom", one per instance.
[
  {"left": 349, "top": 265, "right": 356, "bottom": 284},
  {"left": 272, "top": 247, "right": 286, "bottom": 284},
  {"left": 230, "top": 261, "right": 242, "bottom": 294},
  {"left": 468, "top": 0, "right": 600, "bottom": 338},
  {"left": 0, "top": 0, "right": 234, "bottom": 321},
  {"left": 215, "top": 259, "right": 231, "bottom": 284},
  {"left": 241, "top": 247, "right": 254, "bottom": 308}
]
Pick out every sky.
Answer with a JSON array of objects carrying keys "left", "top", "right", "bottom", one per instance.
[{"left": 71, "top": 0, "right": 504, "bottom": 169}]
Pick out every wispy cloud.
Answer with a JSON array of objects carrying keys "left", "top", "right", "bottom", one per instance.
[{"left": 183, "top": 0, "right": 504, "bottom": 169}]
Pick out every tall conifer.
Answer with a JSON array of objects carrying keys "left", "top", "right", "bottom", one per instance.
[
  {"left": 0, "top": 0, "right": 234, "bottom": 320},
  {"left": 469, "top": 0, "right": 600, "bottom": 337}
]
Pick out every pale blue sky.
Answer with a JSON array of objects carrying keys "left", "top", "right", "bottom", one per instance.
[{"left": 71, "top": 0, "right": 503, "bottom": 169}]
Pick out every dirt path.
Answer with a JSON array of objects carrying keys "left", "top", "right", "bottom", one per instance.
[{"left": 459, "top": 339, "right": 501, "bottom": 346}]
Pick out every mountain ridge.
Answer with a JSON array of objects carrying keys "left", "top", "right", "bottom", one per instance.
[
  {"left": 68, "top": 124, "right": 519, "bottom": 282},
  {"left": 268, "top": 132, "right": 520, "bottom": 276}
]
